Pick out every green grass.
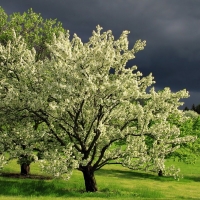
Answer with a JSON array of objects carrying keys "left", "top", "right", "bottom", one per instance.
[{"left": 0, "top": 158, "right": 200, "bottom": 199}]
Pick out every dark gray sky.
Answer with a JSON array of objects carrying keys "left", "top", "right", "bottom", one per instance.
[{"left": 1, "top": 0, "right": 200, "bottom": 108}]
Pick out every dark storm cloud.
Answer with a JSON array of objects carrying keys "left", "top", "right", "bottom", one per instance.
[{"left": 0, "top": 0, "right": 200, "bottom": 107}]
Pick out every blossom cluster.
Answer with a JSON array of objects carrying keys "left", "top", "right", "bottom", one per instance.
[{"left": 0, "top": 26, "right": 196, "bottom": 180}]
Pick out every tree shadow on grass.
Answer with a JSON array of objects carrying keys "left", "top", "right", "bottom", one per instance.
[
  {"left": 96, "top": 168, "right": 174, "bottom": 182},
  {"left": 0, "top": 173, "right": 83, "bottom": 197},
  {"left": 183, "top": 175, "right": 200, "bottom": 182},
  {"left": 0, "top": 172, "right": 52, "bottom": 180},
  {"left": 0, "top": 178, "right": 78, "bottom": 197},
  {"left": 0, "top": 177, "right": 132, "bottom": 198},
  {"left": 97, "top": 168, "right": 200, "bottom": 183}
]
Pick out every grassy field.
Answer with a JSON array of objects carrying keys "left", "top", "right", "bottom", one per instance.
[{"left": 0, "top": 158, "right": 200, "bottom": 200}]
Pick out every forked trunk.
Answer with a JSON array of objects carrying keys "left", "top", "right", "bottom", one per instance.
[
  {"left": 20, "top": 163, "right": 30, "bottom": 175},
  {"left": 82, "top": 166, "right": 97, "bottom": 192}
]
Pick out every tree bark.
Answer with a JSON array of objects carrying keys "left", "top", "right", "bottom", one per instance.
[
  {"left": 20, "top": 163, "right": 30, "bottom": 175},
  {"left": 158, "top": 169, "right": 163, "bottom": 176},
  {"left": 81, "top": 166, "right": 98, "bottom": 192}
]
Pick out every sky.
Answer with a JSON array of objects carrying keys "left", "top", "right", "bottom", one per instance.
[{"left": 0, "top": 0, "right": 200, "bottom": 108}]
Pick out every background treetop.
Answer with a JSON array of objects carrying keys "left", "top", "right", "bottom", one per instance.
[{"left": 0, "top": 7, "right": 65, "bottom": 60}]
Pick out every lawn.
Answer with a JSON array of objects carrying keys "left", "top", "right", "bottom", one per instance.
[{"left": 0, "top": 158, "right": 200, "bottom": 199}]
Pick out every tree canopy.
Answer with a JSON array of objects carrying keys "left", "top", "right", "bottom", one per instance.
[
  {"left": 0, "top": 7, "right": 65, "bottom": 60},
  {"left": 0, "top": 7, "right": 67, "bottom": 175},
  {"left": 0, "top": 20, "right": 196, "bottom": 191},
  {"left": 168, "top": 110, "right": 200, "bottom": 164}
]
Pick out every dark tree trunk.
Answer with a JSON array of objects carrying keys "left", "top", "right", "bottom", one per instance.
[
  {"left": 81, "top": 166, "right": 98, "bottom": 192},
  {"left": 20, "top": 163, "right": 30, "bottom": 175},
  {"left": 158, "top": 169, "right": 163, "bottom": 176}
]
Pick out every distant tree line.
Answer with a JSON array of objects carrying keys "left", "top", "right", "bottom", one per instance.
[{"left": 184, "top": 104, "right": 200, "bottom": 114}]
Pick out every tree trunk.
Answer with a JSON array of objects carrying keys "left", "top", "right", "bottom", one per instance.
[
  {"left": 81, "top": 166, "right": 98, "bottom": 192},
  {"left": 20, "top": 163, "right": 30, "bottom": 175},
  {"left": 158, "top": 169, "right": 163, "bottom": 176}
]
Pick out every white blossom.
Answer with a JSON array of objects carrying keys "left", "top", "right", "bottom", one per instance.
[{"left": 0, "top": 26, "right": 195, "bottom": 181}]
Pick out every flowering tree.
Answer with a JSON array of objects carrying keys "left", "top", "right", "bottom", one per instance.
[
  {"left": 0, "top": 98, "right": 49, "bottom": 174},
  {"left": 168, "top": 111, "right": 200, "bottom": 165},
  {"left": 0, "top": 7, "right": 65, "bottom": 60},
  {"left": 0, "top": 26, "right": 195, "bottom": 192},
  {"left": 0, "top": 7, "right": 66, "bottom": 174}
]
